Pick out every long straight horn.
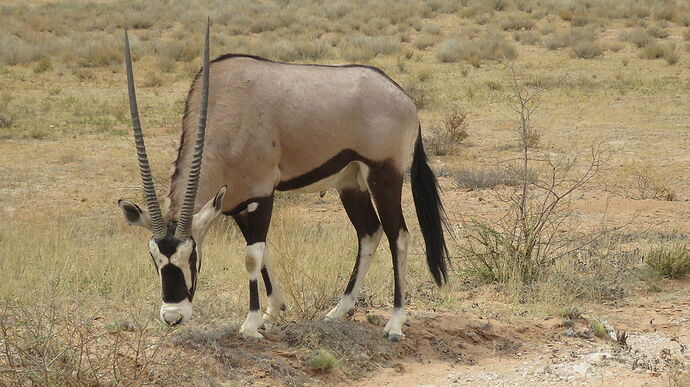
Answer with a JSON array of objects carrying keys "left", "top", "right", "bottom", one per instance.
[
  {"left": 175, "top": 19, "right": 211, "bottom": 239},
  {"left": 124, "top": 27, "right": 167, "bottom": 238}
]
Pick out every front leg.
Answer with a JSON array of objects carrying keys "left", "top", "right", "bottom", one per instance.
[
  {"left": 240, "top": 242, "right": 265, "bottom": 338},
  {"left": 233, "top": 196, "right": 274, "bottom": 339}
]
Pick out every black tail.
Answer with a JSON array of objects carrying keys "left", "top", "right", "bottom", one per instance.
[{"left": 411, "top": 125, "right": 450, "bottom": 286}]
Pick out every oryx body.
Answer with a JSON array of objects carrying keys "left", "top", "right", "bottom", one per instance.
[{"left": 118, "top": 24, "right": 449, "bottom": 341}]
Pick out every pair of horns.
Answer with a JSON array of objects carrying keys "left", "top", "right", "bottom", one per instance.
[{"left": 124, "top": 19, "right": 210, "bottom": 239}]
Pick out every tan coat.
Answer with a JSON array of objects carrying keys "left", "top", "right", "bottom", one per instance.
[{"left": 164, "top": 55, "right": 419, "bottom": 219}]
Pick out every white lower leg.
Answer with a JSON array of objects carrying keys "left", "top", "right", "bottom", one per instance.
[
  {"left": 239, "top": 242, "right": 265, "bottom": 338},
  {"left": 384, "top": 230, "right": 408, "bottom": 340},
  {"left": 261, "top": 247, "right": 285, "bottom": 319},
  {"left": 326, "top": 228, "right": 382, "bottom": 319}
]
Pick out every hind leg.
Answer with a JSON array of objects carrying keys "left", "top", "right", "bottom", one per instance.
[
  {"left": 368, "top": 163, "right": 409, "bottom": 342},
  {"left": 326, "top": 186, "right": 383, "bottom": 320}
]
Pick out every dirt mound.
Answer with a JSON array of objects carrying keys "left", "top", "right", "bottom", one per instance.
[{"left": 170, "top": 311, "right": 526, "bottom": 386}]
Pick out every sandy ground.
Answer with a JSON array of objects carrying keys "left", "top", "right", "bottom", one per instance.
[{"left": 359, "top": 283, "right": 690, "bottom": 386}]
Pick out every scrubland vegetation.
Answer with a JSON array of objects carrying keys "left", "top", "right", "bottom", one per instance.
[{"left": 1, "top": 0, "right": 690, "bottom": 385}]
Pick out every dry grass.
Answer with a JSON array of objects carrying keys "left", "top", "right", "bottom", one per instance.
[{"left": 436, "top": 30, "right": 517, "bottom": 65}]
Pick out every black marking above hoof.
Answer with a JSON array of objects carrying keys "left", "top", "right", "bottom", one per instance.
[{"left": 387, "top": 333, "right": 404, "bottom": 342}]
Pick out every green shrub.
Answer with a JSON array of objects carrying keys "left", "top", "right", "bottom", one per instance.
[
  {"left": 645, "top": 244, "right": 690, "bottom": 279},
  {"left": 308, "top": 349, "right": 340, "bottom": 373},
  {"left": 590, "top": 319, "right": 609, "bottom": 339}
]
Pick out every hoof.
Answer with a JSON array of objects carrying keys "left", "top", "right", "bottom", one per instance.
[
  {"left": 280, "top": 303, "right": 287, "bottom": 311},
  {"left": 347, "top": 308, "right": 355, "bottom": 317},
  {"left": 240, "top": 330, "right": 264, "bottom": 340},
  {"left": 387, "top": 333, "right": 404, "bottom": 342}
]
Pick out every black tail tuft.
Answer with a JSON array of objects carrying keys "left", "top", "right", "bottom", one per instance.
[{"left": 411, "top": 125, "right": 450, "bottom": 287}]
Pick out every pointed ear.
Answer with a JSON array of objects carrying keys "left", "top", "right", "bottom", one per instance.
[
  {"left": 118, "top": 200, "right": 153, "bottom": 231},
  {"left": 192, "top": 186, "right": 227, "bottom": 240}
]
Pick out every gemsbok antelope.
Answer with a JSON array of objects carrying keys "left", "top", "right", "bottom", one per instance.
[{"left": 117, "top": 21, "right": 449, "bottom": 341}]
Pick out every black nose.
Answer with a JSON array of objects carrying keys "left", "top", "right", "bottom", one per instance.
[{"left": 162, "top": 314, "right": 183, "bottom": 326}]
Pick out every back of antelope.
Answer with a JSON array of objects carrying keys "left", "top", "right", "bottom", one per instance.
[{"left": 117, "top": 20, "right": 450, "bottom": 341}]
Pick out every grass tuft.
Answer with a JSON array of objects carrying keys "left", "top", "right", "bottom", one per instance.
[
  {"left": 307, "top": 348, "right": 340, "bottom": 373},
  {"left": 645, "top": 244, "right": 690, "bottom": 279},
  {"left": 590, "top": 319, "right": 609, "bottom": 339}
]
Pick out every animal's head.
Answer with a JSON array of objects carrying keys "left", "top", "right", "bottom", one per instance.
[
  {"left": 118, "top": 20, "right": 220, "bottom": 326},
  {"left": 117, "top": 186, "right": 225, "bottom": 326}
]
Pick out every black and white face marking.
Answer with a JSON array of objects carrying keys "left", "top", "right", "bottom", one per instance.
[{"left": 148, "top": 237, "right": 199, "bottom": 326}]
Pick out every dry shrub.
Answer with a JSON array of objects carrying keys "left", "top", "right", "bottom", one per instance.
[
  {"left": 250, "top": 12, "right": 295, "bottom": 33},
  {"left": 414, "top": 33, "right": 438, "bottom": 50},
  {"left": 339, "top": 35, "right": 400, "bottom": 61},
  {"left": 639, "top": 42, "right": 676, "bottom": 60},
  {"left": 425, "top": 107, "right": 469, "bottom": 156},
  {"left": 628, "top": 166, "right": 676, "bottom": 201},
  {"left": 606, "top": 42, "right": 625, "bottom": 52},
  {"left": 254, "top": 40, "right": 333, "bottom": 62},
  {"left": 461, "top": 64, "right": 607, "bottom": 285},
  {"left": 324, "top": 1, "right": 354, "bottom": 20},
  {"left": 0, "top": 114, "right": 13, "bottom": 129},
  {"left": 33, "top": 57, "right": 52, "bottom": 73},
  {"left": 156, "top": 57, "right": 176, "bottom": 73},
  {"left": 403, "top": 78, "right": 431, "bottom": 110},
  {"left": 570, "top": 14, "right": 596, "bottom": 27},
  {"left": 158, "top": 40, "right": 198, "bottom": 63},
  {"left": 499, "top": 13, "right": 535, "bottom": 31},
  {"left": 653, "top": 5, "right": 676, "bottom": 22},
  {"left": 513, "top": 31, "right": 541, "bottom": 45},
  {"left": 647, "top": 24, "right": 669, "bottom": 39},
  {"left": 454, "top": 167, "right": 522, "bottom": 190},
  {"left": 143, "top": 73, "right": 164, "bottom": 88},
  {"left": 620, "top": 28, "right": 654, "bottom": 48},
  {"left": 559, "top": 9, "right": 574, "bottom": 21},
  {"left": 436, "top": 31, "right": 517, "bottom": 65},
  {"left": 127, "top": 12, "right": 156, "bottom": 29},
  {"left": 0, "top": 36, "right": 41, "bottom": 65},
  {"left": 683, "top": 28, "right": 690, "bottom": 41},
  {"left": 0, "top": 301, "right": 181, "bottom": 386},
  {"left": 545, "top": 26, "right": 598, "bottom": 50},
  {"left": 570, "top": 41, "right": 604, "bottom": 59},
  {"left": 77, "top": 40, "right": 120, "bottom": 68},
  {"left": 422, "top": 24, "right": 442, "bottom": 35}
]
